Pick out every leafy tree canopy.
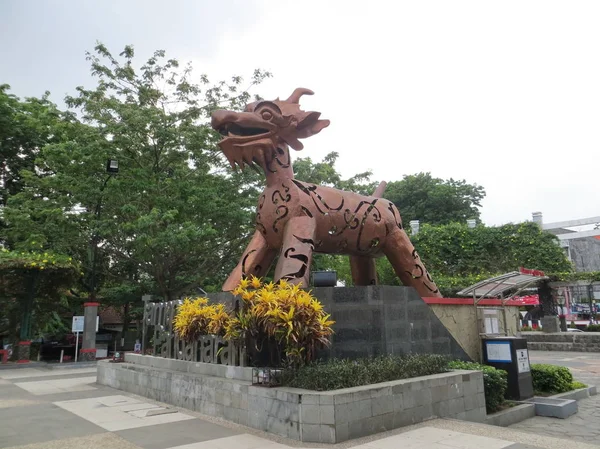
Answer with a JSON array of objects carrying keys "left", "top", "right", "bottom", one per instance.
[
  {"left": 385, "top": 172, "right": 485, "bottom": 226},
  {"left": 1, "top": 43, "right": 270, "bottom": 341},
  {"left": 293, "top": 151, "right": 378, "bottom": 195}
]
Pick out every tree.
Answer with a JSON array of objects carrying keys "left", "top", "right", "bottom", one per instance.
[
  {"left": 293, "top": 151, "right": 377, "bottom": 195},
  {"left": 2, "top": 44, "right": 270, "bottom": 336},
  {"left": 0, "top": 85, "right": 66, "bottom": 243},
  {"left": 373, "top": 221, "right": 573, "bottom": 295},
  {"left": 0, "top": 247, "right": 79, "bottom": 344},
  {"left": 385, "top": 172, "right": 485, "bottom": 226}
]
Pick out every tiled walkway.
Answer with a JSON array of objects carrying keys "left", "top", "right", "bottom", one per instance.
[
  {"left": 0, "top": 363, "right": 595, "bottom": 449},
  {"left": 510, "top": 351, "right": 600, "bottom": 446}
]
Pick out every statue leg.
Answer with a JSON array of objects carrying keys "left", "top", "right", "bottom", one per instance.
[
  {"left": 350, "top": 256, "right": 378, "bottom": 285},
  {"left": 273, "top": 216, "right": 316, "bottom": 288},
  {"left": 222, "top": 230, "right": 277, "bottom": 291},
  {"left": 383, "top": 227, "right": 442, "bottom": 298}
]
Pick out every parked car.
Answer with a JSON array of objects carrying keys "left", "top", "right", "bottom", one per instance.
[{"left": 567, "top": 328, "right": 584, "bottom": 333}]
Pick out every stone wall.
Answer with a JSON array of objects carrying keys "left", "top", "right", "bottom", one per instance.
[
  {"left": 209, "top": 286, "right": 524, "bottom": 363},
  {"left": 307, "top": 286, "right": 471, "bottom": 361},
  {"left": 98, "top": 354, "right": 486, "bottom": 443},
  {"left": 522, "top": 332, "right": 600, "bottom": 352},
  {"left": 429, "top": 303, "right": 521, "bottom": 361}
]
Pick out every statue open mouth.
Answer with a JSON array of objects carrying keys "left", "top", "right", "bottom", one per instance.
[{"left": 218, "top": 123, "right": 270, "bottom": 138}]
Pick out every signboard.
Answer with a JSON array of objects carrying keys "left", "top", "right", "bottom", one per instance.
[
  {"left": 484, "top": 317, "right": 500, "bottom": 334},
  {"left": 134, "top": 343, "right": 142, "bottom": 353},
  {"left": 71, "top": 316, "right": 99, "bottom": 333},
  {"left": 486, "top": 341, "right": 512, "bottom": 363},
  {"left": 72, "top": 316, "right": 85, "bottom": 333},
  {"left": 517, "top": 349, "right": 530, "bottom": 373}
]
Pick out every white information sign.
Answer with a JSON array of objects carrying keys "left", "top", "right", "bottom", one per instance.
[
  {"left": 484, "top": 317, "right": 500, "bottom": 334},
  {"left": 517, "top": 349, "right": 530, "bottom": 373},
  {"left": 72, "top": 316, "right": 85, "bottom": 333},
  {"left": 71, "top": 316, "right": 99, "bottom": 332},
  {"left": 486, "top": 341, "right": 512, "bottom": 362}
]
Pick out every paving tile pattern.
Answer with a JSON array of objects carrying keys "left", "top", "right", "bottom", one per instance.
[
  {"left": 510, "top": 351, "right": 600, "bottom": 446},
  {"left": 1, "top": 358, "right": 598, "bottom": 449}
]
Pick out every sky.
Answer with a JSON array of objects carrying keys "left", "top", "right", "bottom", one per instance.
[{"left": 1, "top": 0, "right": 599, "bottom": 227}]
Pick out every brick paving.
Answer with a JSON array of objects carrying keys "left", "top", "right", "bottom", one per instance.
[
  {"left": 1, "top": 362, "right": 596, "bottom": 448},
  {"left": 510, "top": 351, "right": 600, "bottom": 446}
]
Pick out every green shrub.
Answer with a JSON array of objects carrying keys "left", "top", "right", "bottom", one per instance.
[
  {"left": 448, "top": 360, "right": 507, "bottom": 413},
  {"left": 520, "top": 326, "right": 533, "bottom": 331},
  {"left": 572, "top": 381, "right": 587, "bottom": 390},
  {"left": 585, "top": 324, "right": 600, "bottom": 332},
  {"left": 531, "top": 364, "right": 573, "bottom": 394},
  {"left": 281, "top": 354, "right": 449, "bottom": 391}
]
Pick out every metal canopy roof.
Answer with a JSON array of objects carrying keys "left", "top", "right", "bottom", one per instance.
[{"left": 457, "top": 271, "right": 548, "bottom": 298}]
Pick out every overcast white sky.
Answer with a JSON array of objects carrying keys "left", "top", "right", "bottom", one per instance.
[{"left": 1, "top": 0, "right": 599, "bottom": 226}]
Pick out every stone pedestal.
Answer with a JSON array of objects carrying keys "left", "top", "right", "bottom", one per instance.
[
  {"left": 79, "top": 348, "right": 97, "bottom": 362},
  {"left": 17, "top": 341, "right": 31, "bottom": 364},
  {"left": 80, "top": 302, "right": 99, "bottom": 361},
  {"left": 541, "top": 316, "right": 560, "bottom": 333}
]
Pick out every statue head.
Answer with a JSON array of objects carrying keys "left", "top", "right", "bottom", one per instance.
[{"left": 211, "top": 88, "right": 330, "bottom": 171}]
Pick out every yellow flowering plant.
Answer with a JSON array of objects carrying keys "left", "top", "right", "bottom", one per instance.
[
  {"left": 173, "top": 297, "right": 231, "bottom": 342},
  {"left": 173, "top": 276, "right": 335, "bottom": 368},
  {"left": 227, "top": 276, "right": 335, "bottom": 368}
]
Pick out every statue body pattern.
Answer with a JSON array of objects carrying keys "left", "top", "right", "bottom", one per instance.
[{"left": 211, "top": 88, "right": 441, "bottom": 297}]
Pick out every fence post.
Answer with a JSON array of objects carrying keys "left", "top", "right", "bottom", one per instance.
[{"left": 141, "top": 295, "right": 152, "bottom": 354}]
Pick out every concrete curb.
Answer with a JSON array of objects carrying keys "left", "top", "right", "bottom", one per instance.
[{"left": 485, "top": 403, "right": 536, "bottom": 427}]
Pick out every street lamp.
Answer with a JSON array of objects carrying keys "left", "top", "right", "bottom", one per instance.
[
  {"left": 89, "top": 159, "right": 118, "bottom": 301},
  {"left": 80, "top": 159, "right": 118, "bottom": 362},
  {"left": 106, "top": 158, "right": 119, "bottom": 174}
]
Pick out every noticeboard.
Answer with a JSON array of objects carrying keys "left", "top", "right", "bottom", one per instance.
[{"left": 485, "top": 341, "right": 512, "bottom": 363}]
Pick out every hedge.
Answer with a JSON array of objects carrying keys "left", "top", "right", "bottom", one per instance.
[
  {"left": 531, "top": 364, "right": 573, "bottom": 394},
  {"left": 448, "top": 360, "right": 507, "bottom": 413},
  {"left": 281, "top": 354, "right": 449, "bottom": 391}
]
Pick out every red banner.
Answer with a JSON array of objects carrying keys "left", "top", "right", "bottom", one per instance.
[{"left": 519, "top": 267, "right": 546, "bottom": 277}]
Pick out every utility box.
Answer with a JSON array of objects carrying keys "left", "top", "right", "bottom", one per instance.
[{"left": 482, "top": 337, "right": 534, "bottom": 400}]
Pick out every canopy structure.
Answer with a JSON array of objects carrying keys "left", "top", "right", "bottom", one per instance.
[{"left": 457, "top": 268, "right": 548, "bottom": 302}]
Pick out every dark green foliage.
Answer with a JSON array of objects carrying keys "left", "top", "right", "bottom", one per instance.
[
  {"left": 531, "top": 364, "right": 573, "bottom": 394},
  {"left": 281, "top": 354, "right": 449, "bottom": 391},
  {"left": 385, "top": 172, "right": 486, "bottom": 226},
  {"left": 411, "top": 222, "right": 572, "bottom": 277},
  {"left": 448, "top": 360, "right": 507, "bottom": 413},
  {"left": 293, "top": 151, "right": 377, "bottom": 196},
  {"left": 584, "top": 324, "right": 600, "bottom": 332}
]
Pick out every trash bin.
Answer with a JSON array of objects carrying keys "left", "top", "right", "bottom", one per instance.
[{"left": 482, "top": 337, "right": 534, "bottom": 400}]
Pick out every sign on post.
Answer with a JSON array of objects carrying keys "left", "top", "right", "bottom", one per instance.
[
  {"left": 72, "top": 316, "right": 85, "bottom": 333},
  {"left": 71, "top": 316, "right": 99, "bottom": 333},
  {"left": 71, "top": 316, "right": 100, "bottom": 363},
  {"left": 516, "top": 349, "right": 531, "bottom": 373}
]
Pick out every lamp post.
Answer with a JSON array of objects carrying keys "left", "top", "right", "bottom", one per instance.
[{"left": 80, "top": 159, "right": 118, "bottom": 362}]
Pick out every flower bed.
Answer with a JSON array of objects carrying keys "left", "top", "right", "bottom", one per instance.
[
  {"left": 173, "top": 278, "right": 335, "bottom": 368},
  {"left": 98, "top": 354, "right": 486, "bottom": 443}
]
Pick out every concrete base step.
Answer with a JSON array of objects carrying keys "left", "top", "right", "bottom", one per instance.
[
  {"left": 525, "top": 396, "right": 578, "bottom": 419},
  {"left": 526, "top": 342, "right": 574, "bottom": 351}
]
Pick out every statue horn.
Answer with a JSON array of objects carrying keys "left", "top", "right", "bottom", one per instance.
[{"left": 286, "top": 88, "right": 314, "bottom": 104}]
